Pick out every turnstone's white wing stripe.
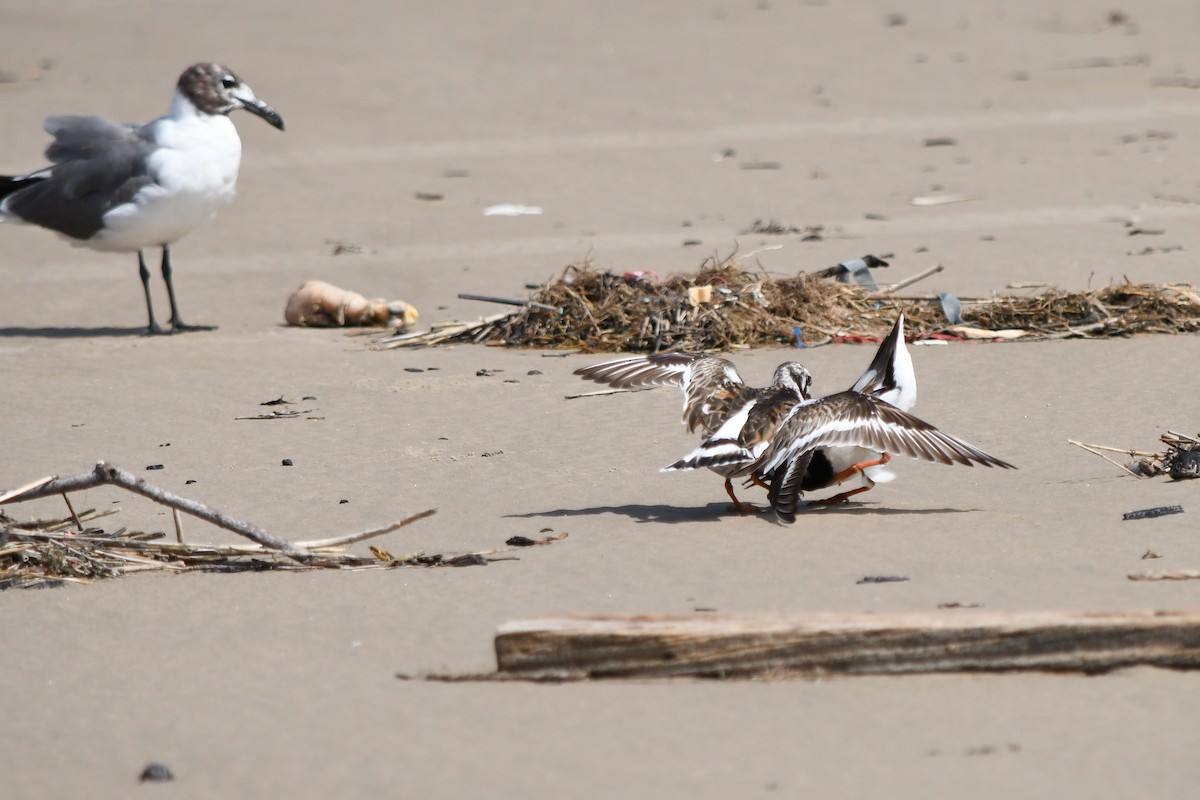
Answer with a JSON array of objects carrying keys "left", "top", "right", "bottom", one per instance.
[
  {"left": 662, "top": 398, "right": 765, "bottom": 473},
  {"left": 849, "top": 312, "right": 916, "bottom": 411},
  {"left": 662, "top": 366, "right": 810, "bottom": 475},
  {"left": 756, "top": 392, "right": 1016, "bottom": 477}
]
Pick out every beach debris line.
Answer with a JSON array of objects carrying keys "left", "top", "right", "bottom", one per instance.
[
  {"left": 0, "top": 462, "right": 557, "bottom": 589},
  {"left": 400, "top": 610, "right": 1200, "bottom": 682},
  {"left": 371, "top": 255, "right": 1200, "bottom": 352}
]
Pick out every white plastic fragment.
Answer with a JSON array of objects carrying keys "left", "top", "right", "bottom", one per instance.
[{"left": 483, "top": 204, "right": 544, "bottom": 216}]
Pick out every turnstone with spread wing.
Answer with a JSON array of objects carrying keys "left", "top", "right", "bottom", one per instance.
[
  {"left": 754, "top": 392, "right": 1016, "bottom": 523},
  {"left": 800, "top": 312, "right": 918, "bottom": 503},
  {"left": 574, "top": 354, "right": 812, "bottom": 511}
]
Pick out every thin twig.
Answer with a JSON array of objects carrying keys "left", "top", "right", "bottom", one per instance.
[
  {"left": 61, "top": 493, "right": 82, "bottom": 530},
  {"left": 564, "top": 387, "right": 655, "bottom": 400},
  {"left": 458, "top": 293, "right": 563, "bottom": 314},
  {"left": 1067, "top": 439, "right": 1143, "bottom": 477},
  {"left": 296, "top": 508, "right": 438, "bottom": 549},
  {"left": 874, "top": 264, "right": 944, "bottom": 295}
]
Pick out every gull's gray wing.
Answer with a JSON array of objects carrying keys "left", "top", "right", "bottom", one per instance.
[{"left": 3, "top": 116, "right": 154, "bottom": 240}]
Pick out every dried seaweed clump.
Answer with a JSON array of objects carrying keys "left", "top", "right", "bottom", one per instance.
[
  {"left": 482, "top": 258, "right": 894, "bottom": 352},
  {"left": 951, "top": 283, "right": 1200, "bottom": 337}
]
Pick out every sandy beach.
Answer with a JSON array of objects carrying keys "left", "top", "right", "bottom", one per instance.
[{"left": 3, "top": 1, "right": 1200, "bottom": 796}]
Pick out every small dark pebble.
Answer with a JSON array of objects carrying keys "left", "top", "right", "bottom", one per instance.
[
  {"left": 682, "top": 239, "right": 703, "bottom": 246},
  {"left": 415, "top": 191, "right": 444, "bottom": 201},
  {"left": 857, "top": 575, "right": 910, "bottom": 584},
  {"left": 185, "top": 479, "right": 197, "bottom": 485},
  {"left": 159, "top": 442, "right": 170, "bottom": 447},
  {"left": 139, "top": 763, "right": 175, "bottom": 783},
  {"left": 339, "top": 499, "right": 349, "bottom": 505},
  {"left": 302, "top": 395, "right": 317, "bottom": 401},
  {"left": 506, "top": 536, "right": 537, "bottom": 547},
  {"left": 281, "top": 459, "right": 294, "bottom": 467},
  {"left": 261, "top": 396, "right": 289, "bottom": 406},
  {"left": 146, "top": 464, "right": 164, "bottom": 471},
  {"left": 938, "top": 602, "right": 983, "bottom": 609},
  {"left": 540, "top": 527, "right": 554, "bottom": 533},
  {"left": 476, "top": 368, "right": 498, "bottom": 377},
  {"left": 404, "top": 367, "right": 425, "bottom": 373},
  {"left": 1123, "top": 505, "right": 1184, "bottom": 521},
  {"left": 503, "top": 379, "right": 520, "bottom": 384},
  {"left": 527, "top": 370, "right": 543, "bottom": 376},
  {"left": 446, "top": 553, "right": 488, "bottom": 567}
]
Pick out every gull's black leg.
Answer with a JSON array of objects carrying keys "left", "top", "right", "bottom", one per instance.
[
  {"left": 138, "top": 250, "right": 168, "bottom": 335},
  {"left": 161, "top": 245, "right": 216, "bottom": 332}
]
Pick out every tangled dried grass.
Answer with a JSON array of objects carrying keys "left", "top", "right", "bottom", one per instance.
[{"left": 376, "top": 256, "right": 1200, "bottom": 352}]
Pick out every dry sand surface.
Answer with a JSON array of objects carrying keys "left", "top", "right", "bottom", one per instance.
[{"left": 3, "top": 1, "right": 1200, "bottom": 797}]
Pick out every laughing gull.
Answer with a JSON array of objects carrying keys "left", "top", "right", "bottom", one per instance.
[{"left": 0, "top": 62, "right": 284, "bottom": 334}]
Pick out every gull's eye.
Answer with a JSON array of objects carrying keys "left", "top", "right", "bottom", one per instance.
[{"left": 220, "top": 75, "right": 237, "bottom": 89}]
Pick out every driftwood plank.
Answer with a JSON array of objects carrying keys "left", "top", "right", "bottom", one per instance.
[{"left": 494, "top": 611, "right": 1200, "bottom": 680}]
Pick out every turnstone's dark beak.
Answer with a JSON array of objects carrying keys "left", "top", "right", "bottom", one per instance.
[{"left": 239, "top": 95, "right": 285, "bottom": 131}]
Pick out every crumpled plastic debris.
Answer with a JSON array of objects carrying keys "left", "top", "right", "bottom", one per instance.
[{"left": 284, "top": 280, "right": 419, "bottom": 329}]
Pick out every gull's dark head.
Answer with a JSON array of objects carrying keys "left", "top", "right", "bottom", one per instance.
[
  {"left": 177, "top": 62, "right": 285, "bottom": 131},
  {"left": 772, "top": 362, "right": 813, "bottom": 399}
]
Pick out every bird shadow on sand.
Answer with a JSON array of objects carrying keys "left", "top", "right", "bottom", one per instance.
[
  {"left": 0, "top": 326, "right": 148, "bottom": 339},
  {"left": 509, "top": 502, "right": 974, "bottom": 525},
  {"left": 508, "top": 503, "right": 735, "bottom": 525}
]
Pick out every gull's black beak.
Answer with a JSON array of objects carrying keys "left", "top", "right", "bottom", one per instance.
[{"left": 240, "top": 96, "right": 285, "bottom": 131}]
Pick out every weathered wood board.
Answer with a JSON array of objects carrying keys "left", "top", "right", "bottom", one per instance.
[{"left": 494, "top": 611, "right": 1200, "bottom": 680}]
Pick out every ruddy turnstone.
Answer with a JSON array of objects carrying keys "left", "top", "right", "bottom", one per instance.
[
  {"left": 800, "top": 312, "right": 917, "bottom": 504},
  {"left": 750, "top": 391, "right": 1016, "bottom": 522},
  {"left": 0, "top": 63, "right": 284, "bottom": 334},
  {"left": 574, "top": 354, "right": 812, "bottom": 511}
]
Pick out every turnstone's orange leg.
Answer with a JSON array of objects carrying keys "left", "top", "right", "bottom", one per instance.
[
  {"left": 724, "top": 479, "right": 759, "bottom": 514},
  {"left": 812, "top": 484, "right": 874, "bottom": 505},
  {"left": 815, "top": 456, "right": 889, "bottom": 505},
  {"left": 829, "top": 452, "right": 891, "bottom": 485}
]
